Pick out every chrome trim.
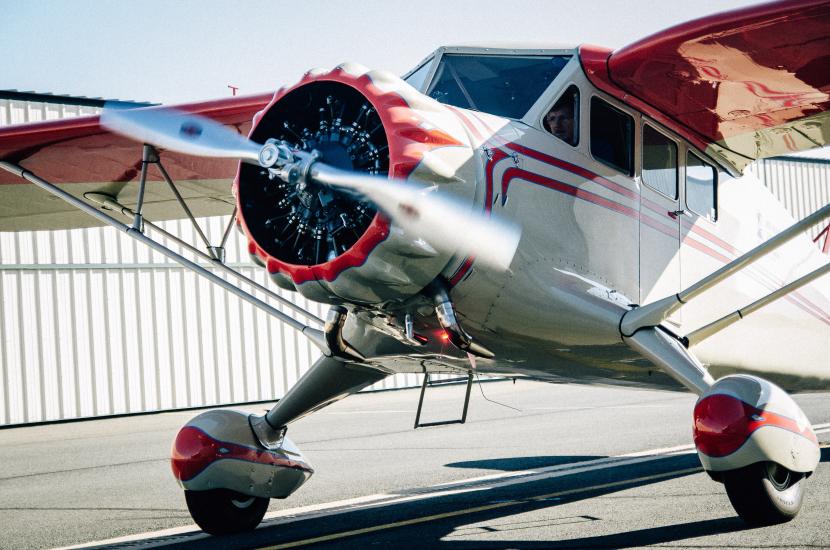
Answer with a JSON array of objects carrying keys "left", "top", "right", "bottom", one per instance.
[{"left": 248, "top": 413, "right": 286, "bottom": 450}]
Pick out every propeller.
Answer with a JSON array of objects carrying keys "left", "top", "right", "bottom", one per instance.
[
  {"left": 101, "top": 105, "right": 288, "bottom": 167},
  {"left": 101, "top": 104, "right": 521, "bottom": 271}
]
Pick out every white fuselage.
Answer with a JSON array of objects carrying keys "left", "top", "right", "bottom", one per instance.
[{"left": 436, "top": 59, "right": 830, "bottom": 385}]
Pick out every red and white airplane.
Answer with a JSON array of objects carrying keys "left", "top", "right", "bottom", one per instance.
[{"left": 1, "top": 0, "right": 828, "bottom": 535}]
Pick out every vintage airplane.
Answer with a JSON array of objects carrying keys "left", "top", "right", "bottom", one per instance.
[{"left": 1, "top": 0, "right": 829, "bottom": 537}]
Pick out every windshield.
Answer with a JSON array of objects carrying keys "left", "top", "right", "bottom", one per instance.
[
  {"left": 426, "top": 54, "right": 571, "bottom": 119},
  {"left": 403, "top": 58, "right": 433, "bottom": 92}
]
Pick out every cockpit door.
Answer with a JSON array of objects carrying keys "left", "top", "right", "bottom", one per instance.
[{"left": 638, "top": 124, "right": 681, "bottom": 317}]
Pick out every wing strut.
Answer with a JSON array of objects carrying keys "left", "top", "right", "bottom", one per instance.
[
  {"left": 685, "top": 260, "right": 830, "bottom": 346},
  {"left": 0, "top": 157, "right": 393, "bottom": 448},
  {"left": 619, "top": 201, "right": 829, "bottom": 395},
  {"left": 621, "top": 202, "right": 830, "bottom": 336},
  {"left": 0, "top": 160, "right": 328, "bottom": 349},
  {"left": 82, "top": 191, "right": 322, "bottom": 324},
  {"left": 126, "top": 143, "right": 235, "bottom": 264}
]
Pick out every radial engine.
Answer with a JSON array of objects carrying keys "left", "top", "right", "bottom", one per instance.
[{"left": 235, "top": 64, "right": 478, "bottom": 305}]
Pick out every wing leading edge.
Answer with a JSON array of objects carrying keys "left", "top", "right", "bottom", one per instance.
[
  {"left": 0, "top": 94, "right": 271, "bottom": 231},
  {"left": 581, "top": 0, "right": 830, "bottom": 173}
]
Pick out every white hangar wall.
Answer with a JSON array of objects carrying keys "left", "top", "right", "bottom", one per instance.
[
  {"left": 0, "top": 217, "right": 431, "bottom": 427},
  {"left": 747, "top": 157, "right": 830, "bottom": 242},
  {"left": 1, "top": 96, "right": 101, "bottom": 125}
]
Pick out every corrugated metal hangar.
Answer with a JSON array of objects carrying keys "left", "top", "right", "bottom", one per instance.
[{"left": 1, "top": 91, "right": 829, "bottom": 426}]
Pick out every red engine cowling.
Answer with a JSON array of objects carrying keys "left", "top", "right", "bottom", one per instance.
[{"left": 234, "top": 63, "right": 478, "bottom": 304}]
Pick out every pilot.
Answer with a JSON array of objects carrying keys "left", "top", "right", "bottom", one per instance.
[{"left": 544, "top": 92, "right": 577, "bottom": 146}]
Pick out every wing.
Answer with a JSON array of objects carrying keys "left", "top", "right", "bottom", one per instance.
[
  {"left": 580, "top": 0, "right": 830, "bottom": 172},
  {"left": 0, "top": 93, "right": 271, "bottom": 231}
]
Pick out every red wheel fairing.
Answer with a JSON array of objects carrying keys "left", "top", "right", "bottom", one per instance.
[
  {"left": 171, "top": 425, "right": 313, "bottom": 483},
  {"left": 693, "top": 393, "right": 817, "bottom": 458}
]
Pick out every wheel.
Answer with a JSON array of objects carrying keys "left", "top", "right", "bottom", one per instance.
[
  {"left": 723, "top": 462, "right": 806, "bottom": 526},
  {"left": 184, "top": 489, "right": 269, "bottom": 535}
]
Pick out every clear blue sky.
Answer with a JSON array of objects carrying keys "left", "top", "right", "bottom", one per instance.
[{"left": 1, "top": 0, "right": 761, "bottom": 105}]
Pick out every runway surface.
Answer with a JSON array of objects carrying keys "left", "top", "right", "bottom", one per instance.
[{"left": 1, "top": 379, "right": 828, "bottom": 549}]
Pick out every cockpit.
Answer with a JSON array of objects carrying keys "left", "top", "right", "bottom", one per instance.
[{"left": 404, "top": 46, "right": 574, "bottom": 119}]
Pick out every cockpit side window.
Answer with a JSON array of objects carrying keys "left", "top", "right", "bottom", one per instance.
[
  {"left": 642, "top": 124, "right": 677, "bottom": 199},
  {"left": 590, "top": 97, "right": 634, "bottom": 175},
  {"left": 686, "top": 152, "right": 718, "bottom": 222},
  {"left": 543, "top": 85, "right": 579, "bottom": 146}
]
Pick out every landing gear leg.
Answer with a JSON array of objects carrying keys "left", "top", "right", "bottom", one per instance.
[{"left": 173, "top": 309, "right": 386, "bottom": 536}]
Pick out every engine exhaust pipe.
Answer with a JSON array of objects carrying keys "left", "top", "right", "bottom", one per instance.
[{"left": 428, "top": 279, "right": 494, "bottom": 359}]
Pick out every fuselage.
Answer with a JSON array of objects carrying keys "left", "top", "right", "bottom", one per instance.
[{"left": 399, "top": 49, "right": 830, "bottom": 390}]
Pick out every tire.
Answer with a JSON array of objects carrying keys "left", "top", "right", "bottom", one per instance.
[
  {"left": 723, "top": 462, "right": 806, "bottom": 526},
  {"left": 184, "top": 489, "right": 269, "bottom": 535}
]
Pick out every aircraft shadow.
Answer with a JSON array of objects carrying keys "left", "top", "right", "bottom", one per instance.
[
  {"left": 445, "top": 455, "right": 601, "bottom": 471},
  {"left": 96, "top": 447, "right": 828, "bottom": 549},
  {"left": 381, "top": 517, "right": 748, "bottom": 549},
  {"left": 92, "top": 452, "right": 699, "bottom": 549}
]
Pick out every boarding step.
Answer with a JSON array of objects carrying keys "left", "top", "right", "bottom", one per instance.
[{"left": 413, "top": 372, "right": 473, "bottom": 429}]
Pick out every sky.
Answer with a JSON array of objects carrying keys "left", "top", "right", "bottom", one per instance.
[{"left": 1, "top": 0, "right": 764, "bottom": 105}]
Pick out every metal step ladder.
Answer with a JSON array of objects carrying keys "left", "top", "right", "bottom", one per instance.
[{"left": 413, "top": 372, "right": 473, "bottom": 429}]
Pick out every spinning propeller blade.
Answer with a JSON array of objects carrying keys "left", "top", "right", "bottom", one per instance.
[
  {"left": 311, "top": 164, "right": 520, "bottom": 271},
  {"left": 101, "top": 105, "right": 521, "bottom": 271},
  {"left": 101, "top": 105, "right": 264, "bottom": 164}
]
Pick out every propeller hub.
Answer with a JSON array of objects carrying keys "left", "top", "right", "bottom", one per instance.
[{"left": 258, "top": 143, "right": 279, "bottom": 167}]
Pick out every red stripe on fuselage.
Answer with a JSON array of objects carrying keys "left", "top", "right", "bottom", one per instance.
[
  {"left": 504, "top": 142, "right": 639, "bottom": 201},
  {"left": 501, "top": 167, "right": 638, "bottom": 218},
  {"left": 446, "top": 109, "right": 830, "bottom": 326}
]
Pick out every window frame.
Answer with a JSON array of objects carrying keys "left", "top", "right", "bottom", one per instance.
[
  {"left": 541, "top": 84, "right": 580, "bottom": 147},
  {"left": 640, "top": 123, "right": 679, "bottom": 200},
  {"left": 685, "top": 150, "right": 718, "bottom": 222},
  {"left": 424, "top": 52, "right": 572, "bottom": 119},
  {"left": 402, "top": 56, "right": 436, "bottom": 93},
  {"left": 589, "top": 96, "right": 635, "bottom": 176}
]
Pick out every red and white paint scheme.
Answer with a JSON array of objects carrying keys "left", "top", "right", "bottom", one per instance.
[
  {"left": 0, "top": 0, "right": 828, "bottom": 536},
  {"left": 235, "top": 62, "right": 478, "bottom": 304},
  {"left": 171, "top": 409, "right": 313, "bottom": 497},
  {"left": 694, "top": 375, "right": 819, "bottom": 473}
]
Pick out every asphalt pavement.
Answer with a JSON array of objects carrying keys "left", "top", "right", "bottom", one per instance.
[{"left": 0, "top": 379, "right": 828, "bottom": 549}]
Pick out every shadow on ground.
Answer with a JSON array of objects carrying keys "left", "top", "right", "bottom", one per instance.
[
  {"left": 446, "top": 455, "right": 600, "bottom": 471},
  {"left": 96, "top": 447, "right": 830, "bottom": 550}
]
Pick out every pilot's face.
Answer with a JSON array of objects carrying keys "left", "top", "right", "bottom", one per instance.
[{"left": 545, "top": 108, "right": 574, "bottom": 142}]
